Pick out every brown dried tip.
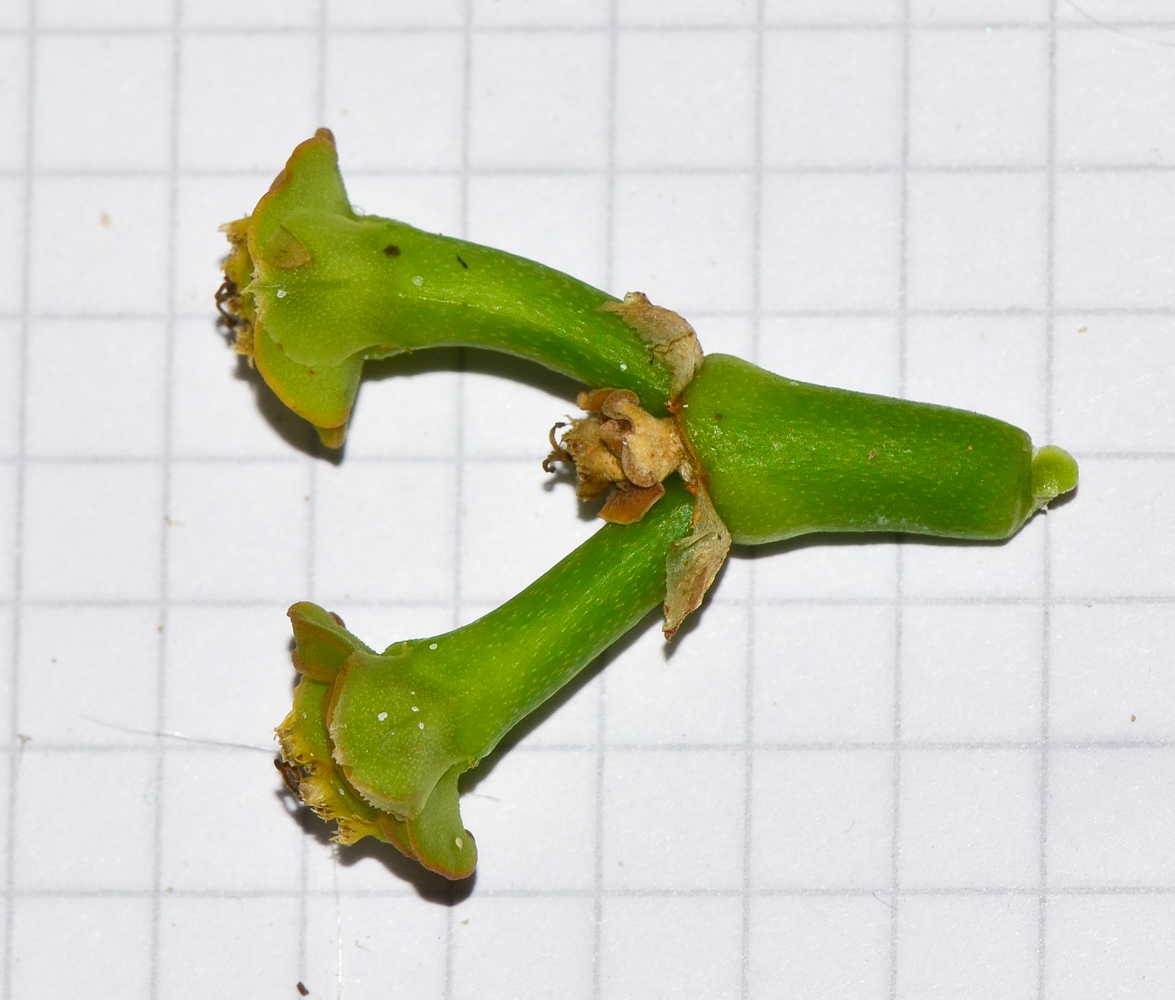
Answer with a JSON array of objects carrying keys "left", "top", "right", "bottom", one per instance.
[
  {"left": 545, "top": 413, "right": 626, "bottom": 500},
  {"left": 599, "top": 292, "right": 704, "bottom": 400},
  {"left": 663, "top": 484, "right": 731, "bottom": 638},
  {"left": 545, "top": 388, "right": 690, "bottom": 520},
  {"left": 544, "top": 382, "right": 733, "bottom": 637},
  {"left": 600, "top": 481, "right": 666, "bottom": 525},
  {"left": 217, "top": 216, "right": 256, "bottom": 359},
  {"left": 274, "top": 756, "right": 303, "bottom": 796}
]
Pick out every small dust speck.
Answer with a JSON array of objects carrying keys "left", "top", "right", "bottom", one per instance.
[
  {"left": 1077, "top": 325, "right": 1088, "bottom": 333},
  {"left": 377, "top": 712, "right": 388, "bottom": 722},
  {"left": 429, "top": 643, "right": 438, "bottom": 650},
  {"left": 276, "top": 288, "right": 287, "bottom": 298},
  {"left": 411, "top": 706, "right": 419, "bottom": 712},
  {"left": 620, "top": 363, "right": 627, "bottom": 371},
  {"left": 412, "top": 275, "right": 424, "bottom": 286},
  {"left": 99, "top": 212, "right": 111, "bottom": 228},
  {"left": 297, "top": 983, "right": 309, "bottom": 997},
  {"left": 1131, "top": 714, "right": 1137, "bottom": 722},
  {"left": 455, "top": 836, "right": 463, "bottom": 849},
  {"left": 418, "top": 721, "right": 425, "bottom": 729}
]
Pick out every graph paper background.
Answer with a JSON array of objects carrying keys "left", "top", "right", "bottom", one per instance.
[{"left": 2, "top": 0, "right": 1175, "bottom": 997}]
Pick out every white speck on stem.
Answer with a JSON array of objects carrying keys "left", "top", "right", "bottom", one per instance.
[
  {"left": 276, "top": 288, "right": 287, "bottom": 298},
  {"left": 428, "top": 643, "right": 438, "bottom": 650},
  {"left": 620, "top": 363, "right": 627, "bottom": 371},
  {"left": 412, "top": 275, "right": 423, "bottom": 286},
  {"left": 455, "top": 836, "right": 464, "bottom": 850},
  {"left": 411, "top": 706, "right": 419, "bottom": 712},
  {"left": 418, "top": 722, "right": 425, "bottom": 730},
  {"left": 377, "top": 712, "right": 388, "bottom": 722}
]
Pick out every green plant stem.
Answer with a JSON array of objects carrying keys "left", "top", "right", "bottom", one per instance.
[
  {"left": 223, "top": 130, "right": 675, "bottom": 444},
  {"left": 681, "top": 353, "right": 1078, "bottom": 545},
  {"left": 278, "top": 477, "right": 695, "bottom": 878}
]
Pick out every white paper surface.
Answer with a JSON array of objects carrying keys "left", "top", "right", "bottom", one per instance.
[{"left": 3, "top": 1, "right": 1175, "bottom": 998}]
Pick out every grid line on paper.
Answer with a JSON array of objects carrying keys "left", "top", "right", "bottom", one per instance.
[
  {"left": 591, "top": 6, "right": 619, "bottom": 997},
  {"left": 14, "top": 737, "right": 1175, "bottom": 754},
  {"left": 6, "top": 883, "right": 1175, "bottom": 900},
  {"left": 5, "top": 593, "right": 1175, "bottom": 611},
  {"left": 145, "top": 3, "right": 182, "bottom": 999},
  {"left": 0, "top": 450, "right": 1169, "bottom": 468},
  {"left": 5, "top": 593, "right": 1175, "bottom": 612},
  {"left": 443, "top": 4, "right": 476, "bottom": 997},
  {"left": 1039, "top": 1, "right": 1059, "bottom": 995},
  {"left": 888, "top": 3, "right": 913, "bottom": 995},
  {"left": 18, "top": 305, "right": 1175, "bottom": 321},
  {"left": 740, "top": 3, "right": 766, "bottom": 996},
  {"left": 14, "top": 161, "right": 1175, "bottom": 176},
  {"left": 6, "top": 19, "right": 1175, "bottom": 37},
  {"left": 291, "top": 4, "right": 331, "bottom": 991},
  {"left": 8, "top": 882, "right": 1175, "bottom": 901},
  {"left": 13, "top": 162, "right": 1175, "bottom": 179},
  {"left": 1, "top": 0, "right": 35, "bottom": 997}
]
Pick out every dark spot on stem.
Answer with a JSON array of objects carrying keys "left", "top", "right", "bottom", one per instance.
[
  {"left": 714, "top": 412, "right": 723, "bottom": 421},
  {"left": 383, "top": 244, "right": 401, "bottom": 257},
  {"left": 456, "top": 255, "right": 468, "bottom": 268}
]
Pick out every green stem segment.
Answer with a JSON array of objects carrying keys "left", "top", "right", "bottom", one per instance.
[
  {"left": 278, "top": 478, "right": 695, "bottom": 878},
  {"left": 681, "top": 354, "right": 1079, "bottom": 545},
  {"left": 223, "top": 129, "right": 675, "bottom": 445}
]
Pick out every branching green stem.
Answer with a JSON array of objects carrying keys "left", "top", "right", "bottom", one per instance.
[{"left": 228, "top": 133, "right": 1080, "bottom": 879}]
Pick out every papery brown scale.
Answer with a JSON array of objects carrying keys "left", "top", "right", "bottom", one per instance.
[{"left": 599, "top": 482, "right": 666, "bottom": 524}]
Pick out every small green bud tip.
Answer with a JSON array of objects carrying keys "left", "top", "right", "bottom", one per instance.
[{"left": 1031, "top": 445, "right": 1079, "bottom": 507}]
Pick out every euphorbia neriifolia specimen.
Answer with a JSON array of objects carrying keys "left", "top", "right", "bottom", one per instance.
[{"left": 225, "top": 131, "right": 1077, "bottom": 878}]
